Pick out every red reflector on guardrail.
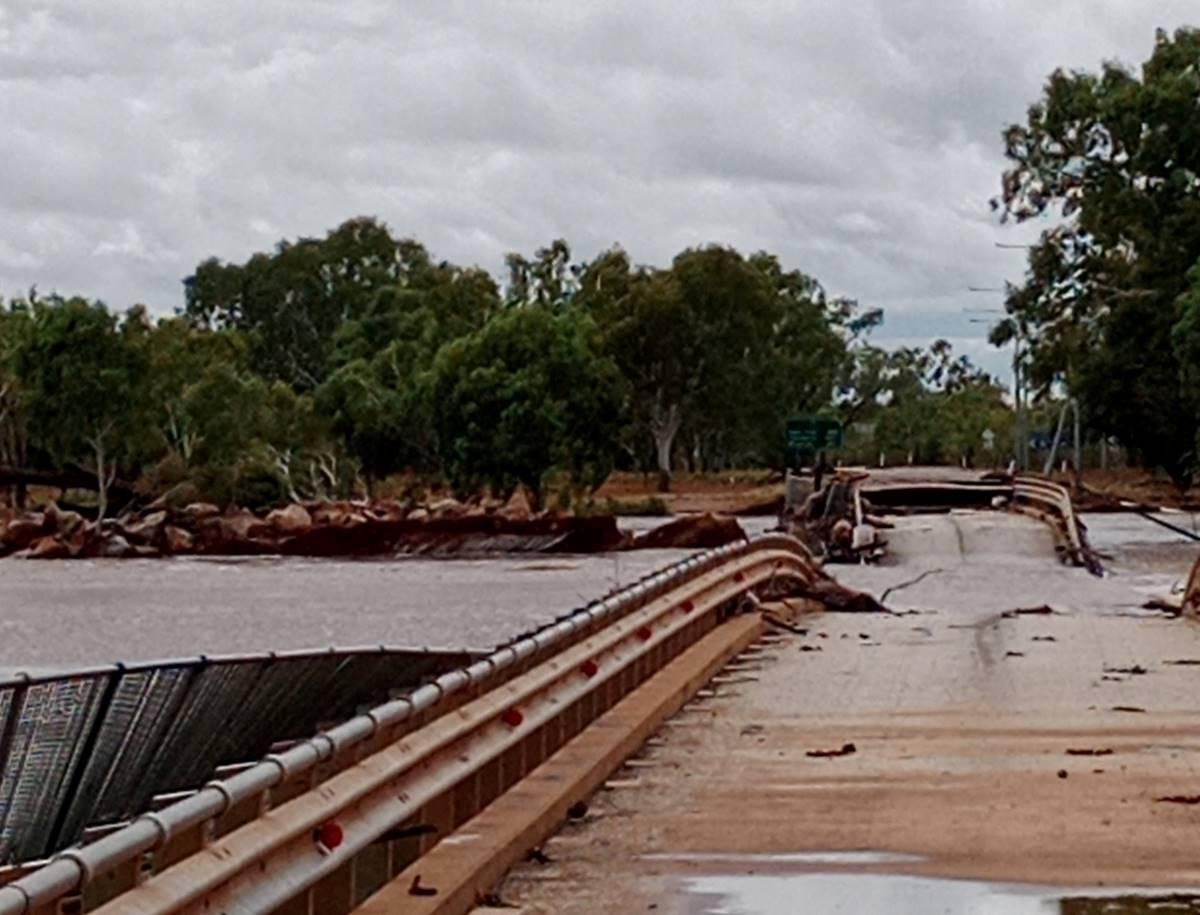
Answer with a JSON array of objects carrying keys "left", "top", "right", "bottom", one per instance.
[
  {"left": 637, "top": 625, "right": 653, "bottom": 641},
  {"left": 315, "top": 822, "right": 344, "bottom": 852},
  {"left": 501, "top": 708, "right": 524, "bottom": 727},
  {"left": 581, "top": 659, "right": 599, "bottom": 677},
  {"left": 733, "top": 571, "right": 745, "bottom": 583},
  {"left": 680, "top": 600, "right": 695, "bottom": 613}
]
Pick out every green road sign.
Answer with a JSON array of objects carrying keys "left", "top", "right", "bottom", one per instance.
[{"left": 786, "top": 416, "right": 843, "bottom": 452}]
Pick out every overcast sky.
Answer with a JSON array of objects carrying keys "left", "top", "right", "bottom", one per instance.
[{"left": 1, "top": 1, "right": 1196, "bottom": 380}]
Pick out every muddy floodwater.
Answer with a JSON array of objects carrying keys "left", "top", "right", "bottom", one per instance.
[
  {"left": 0, "top": 549, "right": 702, "bottom": 677},
  {"left": 0, "top": 513, "right": 1187, "bottom": 678},
  {"left": 680, "top": 870, "right": 1200, "bottom": 914}
]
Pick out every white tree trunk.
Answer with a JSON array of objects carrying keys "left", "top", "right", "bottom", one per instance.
[
  {"left": 93, "top": 438, "right": 109, "bottom": 521},
  {"left": 649, "top": 399, "right": 681, "bottom": 480}
]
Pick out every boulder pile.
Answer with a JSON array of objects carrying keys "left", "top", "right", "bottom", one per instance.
[{"left": 0, "top": 492, "right": 748, "bottom": 560}]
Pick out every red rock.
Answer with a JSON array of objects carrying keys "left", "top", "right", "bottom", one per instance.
[
  {"left": 631, "top": 513, "right": 747, "bottom": 550},
  {"left": 121, "top": 510, "right": 168, "bottom": 545},
  {"left": 1, "top": 516, "right": 47, "bottom": 552},
  {"left": 45, "top": 503, "right": 85, "bottom": 536},
  {"left": 311, "top": 503, "right": 368, "bottom": 527},
  {"left": 429, "top": 497, "right": 467, "bottom": 519},
  {"left": 163, "top": 525, "right": 194, "bottom": 554},
  {"left": 498, "top": 487, "right": 535, "bottom": 521},
  {"left": 183, "top": 502, "right": 221, "bottom": 521},
  {"left": 26, "top": 535, "right": 71, "bottom": 560},
  {"left": 266, "top": 504, "right": 312, "bottom": 534}
]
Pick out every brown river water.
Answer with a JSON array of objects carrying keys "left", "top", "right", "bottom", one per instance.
[{"left": 0, "top": 514, "right": 1188, "bottom": 679}]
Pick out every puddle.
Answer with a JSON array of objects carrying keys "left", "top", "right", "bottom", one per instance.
[
  {"left": 644, "top": 851, "right": 922, "bottom": 866},
  {"left": 682, "top": 873, "right": 1200, "bottom": 915}
]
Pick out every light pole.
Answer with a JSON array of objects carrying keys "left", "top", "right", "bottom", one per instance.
[{"left": 964, "top": 297, "right": 1028, "bottom": 471}]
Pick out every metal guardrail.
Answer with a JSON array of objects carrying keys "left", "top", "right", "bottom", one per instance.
[
  {"left": 0, "top": 648, "right": 477, "bottom": 866},
  {"left": 1181, "top": 552, "right": 1200, "bottom": 618},
  {"left": 0, "top": 535, "right": 819, "bottom": 915},
  {"left": 1012, "top": 474, "right": 1103, "bottom": 576}
]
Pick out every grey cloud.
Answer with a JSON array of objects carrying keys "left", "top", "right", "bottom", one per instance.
[{"left": 1, "top": 0, "right": 1197, "bottom": 382}]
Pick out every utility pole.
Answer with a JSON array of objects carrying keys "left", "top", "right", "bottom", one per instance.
[{"left": 965, "top": 295, "right": 1027, "bottom": 471}]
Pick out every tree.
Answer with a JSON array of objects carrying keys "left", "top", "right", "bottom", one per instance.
[
  {"left": 184, "top": 218, "right": 437, "bottom": 390},
  {"left": 13, "top": 296, "right": 148, "bottom": 517},
  {"left": 995, "top": 28, "right": 1200, "bottom": 484},
  {"left": 430, "top": 307, "right": 624, "bottom": 501},
  {"left": 0, "top": 302, "right": 32, "bottom": 506}
]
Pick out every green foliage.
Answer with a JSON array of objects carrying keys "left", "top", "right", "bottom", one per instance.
[
  {"left": 996, "top": 27, "right": 1200, "bottom": 484},
  {"left": 11, "top": 295, "right": 149, "bottom": 516},
  {"left": 430, "top": 306, "right": 624, "bottom": 500},
  {"left": 840, "top": 341, "right": 1011, "bottom": 466},
  {"left": 2, "top": 217, "right": 1018, "bottom": 510}
]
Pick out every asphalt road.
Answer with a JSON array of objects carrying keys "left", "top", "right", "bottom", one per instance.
[{"left": 500, "top": 510, "right": 1200, "bottom": 913}]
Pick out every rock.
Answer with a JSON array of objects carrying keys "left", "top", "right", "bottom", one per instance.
[
  {"left": 830, "top": 518, "right": 854, "bottom": 548},
  {"left": 26, "top": 535, "right": 71, "bottom": 560},
  {"left": 480, "top": 495, "right": 505, "bottom": 513},
  {"left": 45, "top": 503, "right": 85, "bottom": 536},
  {"left": 370, "top": 499, "right": 409, "bottom": 522},
  {"left": 631, "top": 513, "right": 746, "bottom": 550},
  {"left": 97, "top": 533, "right": 135, "bottom": 558},
  {"left": 407, "top": 508, "right": 430, "bottom": 522},
  {"left": 266, "top": 504, "right": 313, "bottom": 534},
  {"left": 122, "top": 510, "right": 168, "bottom": 545},
  {"left": 498, "top": 487, "right": 535, "bottom": 521},
  {"left": 163, "top": 525, "right": 194, "bottom": 554},
  {"left": 223, "top": 508, "right": 266, "bottom": 540},
  {"left": 183, "top": 502, "right": 221, "bottom": 521},
  {"left": 429, "top": 497, "right": 467, "bottom": 519},
  {"left": 1, "top": 516, "right": 48, "bottom": 552},
  {"left": 310, "top": 503, "right": 368, "bottom": 527}
]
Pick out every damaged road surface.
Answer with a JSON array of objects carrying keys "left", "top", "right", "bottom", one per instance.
[{"left": 495, "top": 509, "right": 1200, "bottom": 913}]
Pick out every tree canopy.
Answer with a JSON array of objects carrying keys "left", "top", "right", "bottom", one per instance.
[
  {"left": 1, "top": 216, "right": 1008, "bottom": 512},
  {"left": 995, "top": 27, "right": 1200, "bottom": 483}
]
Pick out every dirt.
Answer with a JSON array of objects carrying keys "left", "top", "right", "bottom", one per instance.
[
  {"left": 594, "top": 471, "right": 784, "bottom": 515},
  {"left": 1070, "top": 469, "right": 1200, "bottom": 511}
]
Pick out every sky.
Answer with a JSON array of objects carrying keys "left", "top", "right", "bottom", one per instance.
[{"left": 1, "top": 1, "right": 1197, "bottom": 382}]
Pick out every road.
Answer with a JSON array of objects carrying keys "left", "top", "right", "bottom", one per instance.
[{"left": 496, "top": 510, "right": 1200, "bottom": 912}]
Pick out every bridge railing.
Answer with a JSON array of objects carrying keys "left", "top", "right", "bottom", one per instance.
[
  {"left": 1012, "top": 474, "right": 1103, "bottom": 576},
  {"left": 0, "top": 535, "right": 821, "bottom": 915},
  {"left": 0, "top": 647, "right": 479, "bottom": 868}
]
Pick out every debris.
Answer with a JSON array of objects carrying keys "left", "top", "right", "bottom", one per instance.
[
  {"left": 1001, "top": 605, "right": 1055, "bottom": 618},
  {"left": 858, "top": 633, "right": 871, "bottom": 640},
  {"left": 799, "top": 644, "right": 822, "bottom": 652},
  {"left": 806, "top": 742, "right": 856, "bottom": 758},
  {"left": 1111, "top": 706, "right": 1147, "bottom": 713},
  {"left": 762, "top": 611, "right": 808, "bottom": 635},
  {"left": 1142, "top": 599, "right": 1182, "bottom": 616},
  {"left": 1005, "top": 651, "right": 1026, "bottom": 658},
  {"left": 1058, "top": 769, "right": 1069, "bottom": 779},
  {"left": 566, "top": 801, "right": 589, "bottom": 820},
  {"left": 1103, "top": 665, "right": 1148, "bottom": 675},
  {"left": 1066, "top": 748, "right": 1114, "bottom": 756},
  {"left": 409, "top": 875, "right": 437, "bottom": 897},
  {"left": 879, "top": 568, "right": 945, "bottom": 603},
  {"left": 740, "top": 724, "right": 765, "bottom": 736},
  {"left": 525, "top": 847, "right": 552, "bottom": 864},
  {"left": 1031, "top": 635, "right": 1057, "bottom": 642},
  {"left": 1157, "top": 795, "right": 1200, "bottom": 805},
  {"left": 1165, "top": 659, "right": 1200, "bottom": 666}
]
